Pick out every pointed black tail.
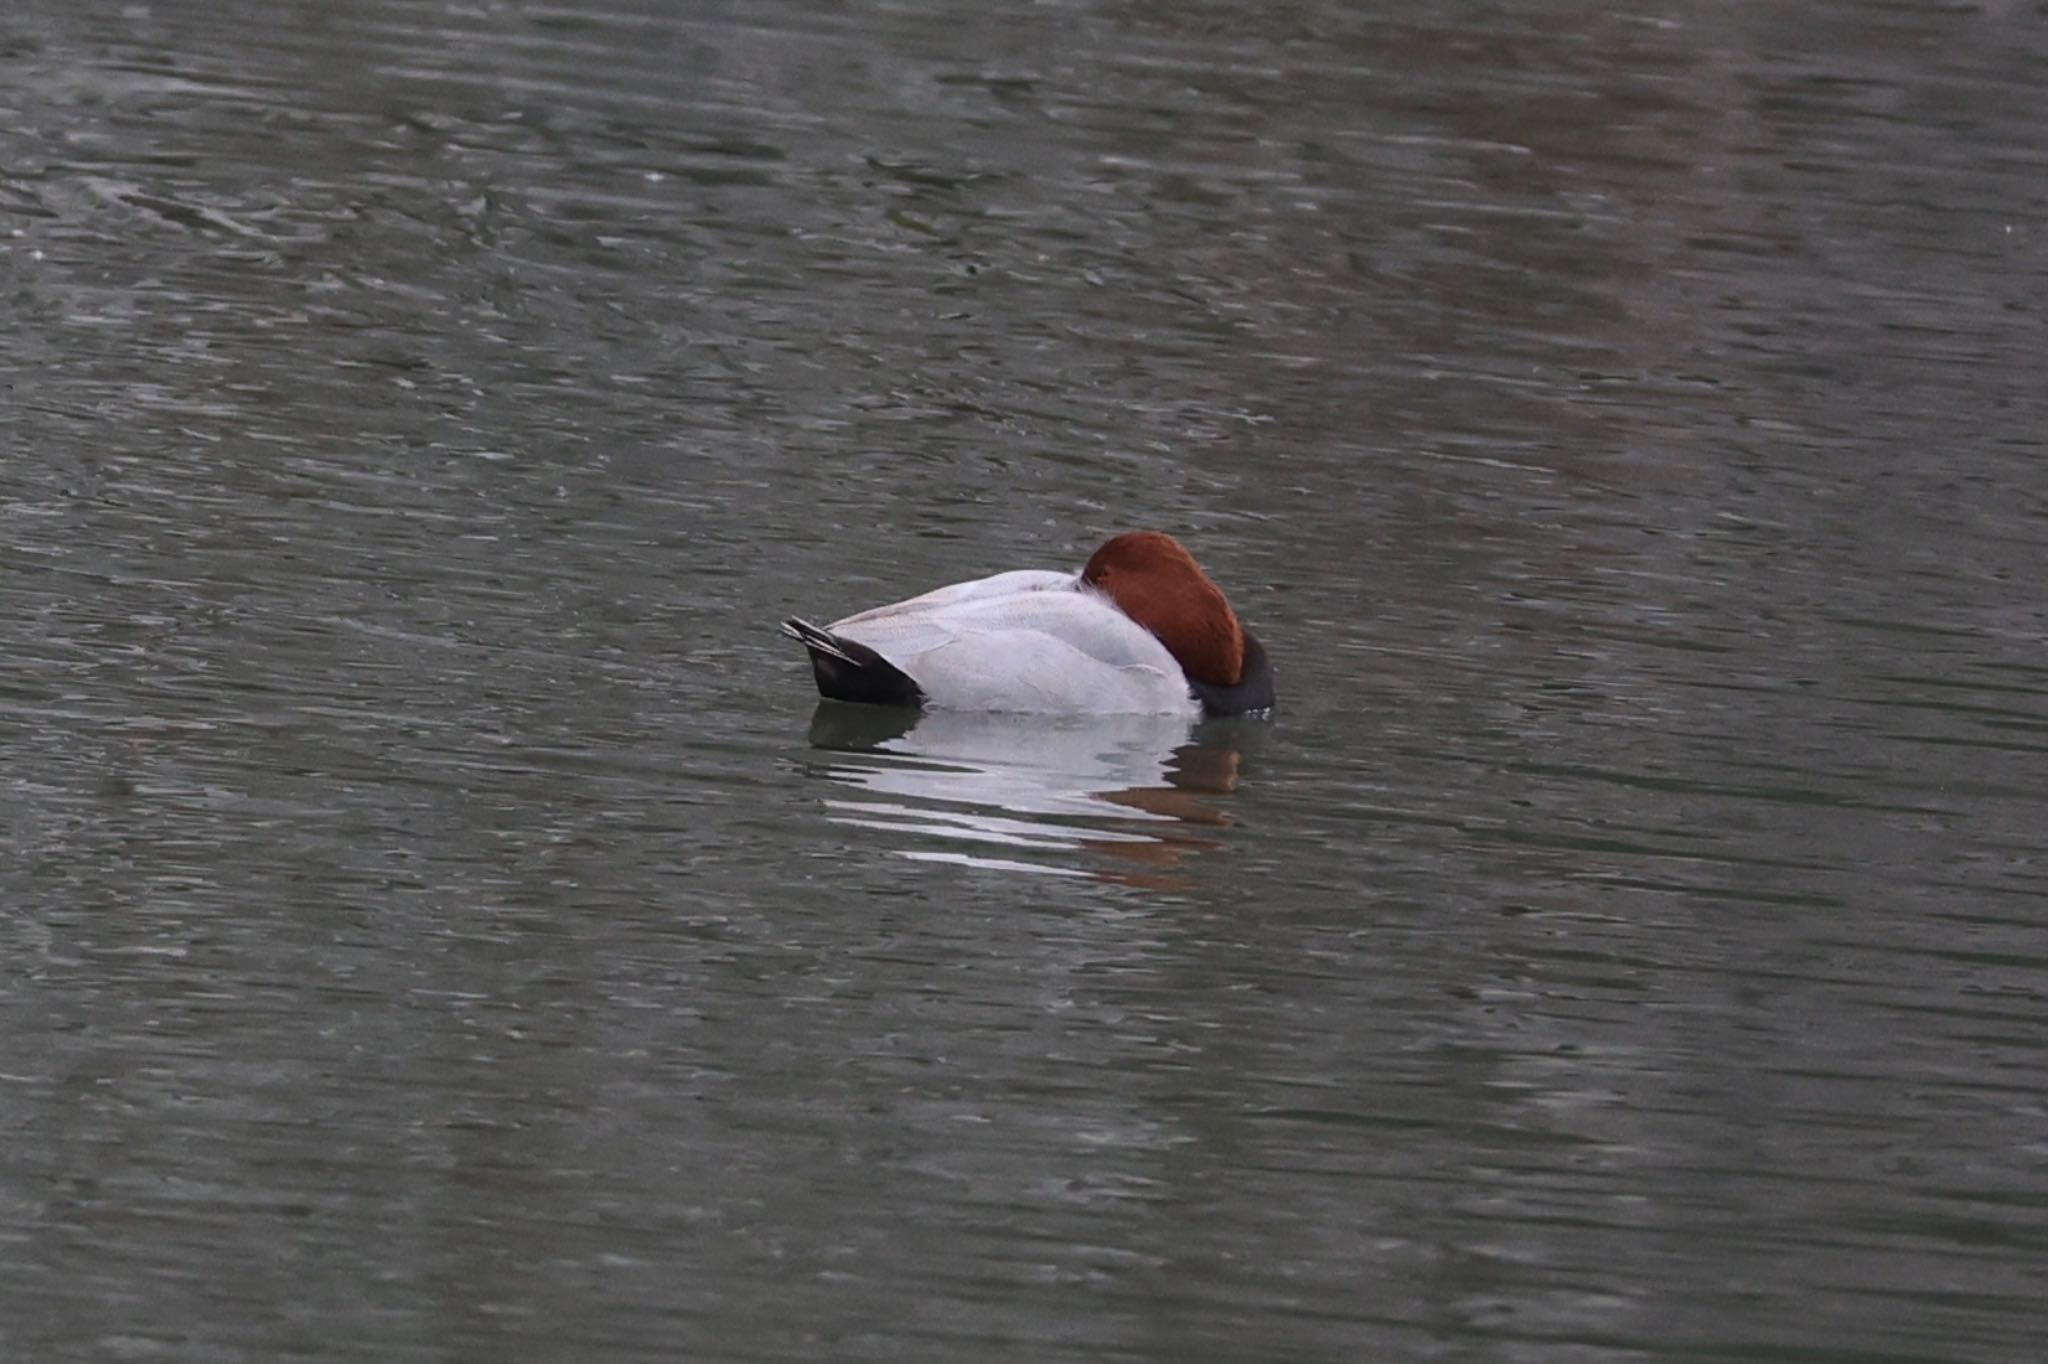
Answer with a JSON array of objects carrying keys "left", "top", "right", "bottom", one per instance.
[{"left": 780, "top": 618, "right": 925, "bottom": 708}]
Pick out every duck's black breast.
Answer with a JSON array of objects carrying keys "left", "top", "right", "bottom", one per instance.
[{"left": 1189, "top": 630, "right": 1276, "bottom": 716}]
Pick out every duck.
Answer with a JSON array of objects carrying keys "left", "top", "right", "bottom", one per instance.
[{"left": 781, "top": 531, "right": 1276, "bottom": 716}]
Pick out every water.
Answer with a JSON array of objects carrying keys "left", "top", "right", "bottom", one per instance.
[{"left": 4, "top": 1, "right": 2046, "bottom": 1360}]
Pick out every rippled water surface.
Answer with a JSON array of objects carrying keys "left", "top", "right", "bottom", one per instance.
[{"left": 5, "top": 1, "right": 2046, "bottom": 1360}]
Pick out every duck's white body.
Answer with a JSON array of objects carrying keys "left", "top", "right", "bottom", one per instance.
[
  {"left": 785, "top": 531, "right": 1275, "bottom": 718},
  {"left": 825, "top": 569, "right": 1201, "bottom": 716}
]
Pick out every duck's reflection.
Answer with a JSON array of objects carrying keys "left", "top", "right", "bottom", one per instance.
[{"left": 803, "top": 705, "right": 1259, "bottom": 885}]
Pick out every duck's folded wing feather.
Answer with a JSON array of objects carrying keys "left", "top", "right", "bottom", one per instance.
[
  {"left": 834, "top": 588, "right": 1196, "bottom": 714},
  {"left": 830, "top": 569, "right": 1074, "bottom": 630}
]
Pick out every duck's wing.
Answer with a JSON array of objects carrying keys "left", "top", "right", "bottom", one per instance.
[
  {"left": 836, "top": 587, "right": 1197, "bottom": 715},
  {"left": 830, "top": 569, "right": 1075, "bottom": 630}
]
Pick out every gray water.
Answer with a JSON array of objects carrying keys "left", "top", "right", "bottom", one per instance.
[{"left": 4, "top": 1, "right": 2046, "bottom": 1360}]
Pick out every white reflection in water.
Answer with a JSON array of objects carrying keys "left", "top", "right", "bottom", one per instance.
[{"left": 804, "top": 705, "right": 1257, "bottom": 885}]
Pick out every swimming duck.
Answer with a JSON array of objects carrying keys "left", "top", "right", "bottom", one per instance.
[{"left": 782, "top": 531, "right": 1275, "bottom": 716}]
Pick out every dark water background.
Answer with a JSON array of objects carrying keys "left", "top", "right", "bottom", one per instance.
[{"left": 4, "top": 1, "right": 2046, "bottom": 1360}]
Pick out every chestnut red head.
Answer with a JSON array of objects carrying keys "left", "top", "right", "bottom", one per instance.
[{"left": 1081, "top": 531, "right": 1246, "bottom": 687}]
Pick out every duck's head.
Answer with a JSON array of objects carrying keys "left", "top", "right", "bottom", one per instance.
[{"left": 1081, "top": 531, "right": 1247, "bottom": 688}]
